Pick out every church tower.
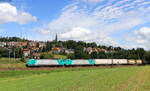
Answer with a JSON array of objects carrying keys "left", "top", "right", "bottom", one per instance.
[{"left": 55, "top": 33, "right": 58, "bottom": 42}]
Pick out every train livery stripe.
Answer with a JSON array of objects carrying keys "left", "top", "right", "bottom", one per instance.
[
  {"left": 88, "top": 59, "right": 94, "bottom": 65},
  {"left": 65, "top": 59, "right": 72, "bottom": 65},
  {"left": 57, "top": 59, "right": 64, "bottom": 65},
  {"left": 27, "top": 59, "right": 37, "bottom": 65}
]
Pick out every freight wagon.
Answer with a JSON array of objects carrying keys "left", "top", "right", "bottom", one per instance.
[
  {"left": 128, "top": 60, "right": 143, "bottom": 65},
  {"left": 26, "top": 59, "right": 143, "bottom": 67},
  {"left": 94, "top": 59, "right": 112, "bottom": 65}
]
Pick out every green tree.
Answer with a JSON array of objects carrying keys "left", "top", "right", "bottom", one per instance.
[
  {"left": 136, "top": 48, "right": 145, "bottom": 59},
  {"left": 74, "top": 45, "right": 90, "bottom": 59},
  {"left": 145, "top": 51, "right": 150, "bottom": 64},
  {"left": 91, "top": 52, "right": 98, "bottom": 59},
  {"left": 40, "top": 53, "right": 54, "bottom": 59},
  {"left": 46, "top": 42, "right": 53, "bottom": 51},
  {"left": 0, "top": 48, "right": 9, "bottom": 57}
]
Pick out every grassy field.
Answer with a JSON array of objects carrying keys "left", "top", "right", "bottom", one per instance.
[
  {"left": 0, "top": 58, "right": 26, "bottom": 68},
  {"left": 0, "top": 66, "right": 150, "bottom": 91}
]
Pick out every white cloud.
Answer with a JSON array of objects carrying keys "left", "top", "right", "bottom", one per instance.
[
  {"left": 0, "top": 3, "right": 37, "bottom": 24},
  {"left": 34, "top": 0, "right": 150, "bottom": 49},
  {"left": 60, "top": 27, "right": 91, "bottom": 40},
  {"left": 126, "top": 27, "right": 150, "bottom": 50},
  {"left": 37, "top": 29, "right": 50, "bottom": 35},
  {"left": 135, "top": 27, "right": 150, "bottom": 40}
]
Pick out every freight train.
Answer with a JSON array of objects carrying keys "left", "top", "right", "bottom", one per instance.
[{"left": 26, "top": 59, "right": 143, "bottom": 67}]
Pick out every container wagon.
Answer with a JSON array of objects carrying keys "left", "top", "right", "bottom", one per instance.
[
  {"left": 112, "top": 59, "right": 128, "bottom": 65},
  {"left": 136, "top": 60, "right": 143, "bottom": 65},
  {"left": 94, "top": 59, "right": 113, "bottom": 65},
  {"left": 128, "top": 60, "right": 136, "bottom": 65}
]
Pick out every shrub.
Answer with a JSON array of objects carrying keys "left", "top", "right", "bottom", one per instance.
[{"left": 40, "top": 53, "right": 54, "bottom": 59}]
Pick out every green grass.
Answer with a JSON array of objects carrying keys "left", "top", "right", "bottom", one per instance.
[
  {"left": 41, "top": 52, "right": 68, "bottom": 59},
  {"left": 0, "top": 58, "right": 26, "bottom": 68},
  {"left": 0, "top": 66, "right": 150, "bottom": 91},
  {"left": 53, "top": 54, "right": 67, "bottom": 59}
]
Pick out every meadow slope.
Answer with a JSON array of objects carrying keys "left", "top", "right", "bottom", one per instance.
[{"left": 0, "top": 66, "right": 150, "bottom": 91}]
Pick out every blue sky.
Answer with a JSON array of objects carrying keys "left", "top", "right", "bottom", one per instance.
[
  {"left": 0, "top": 0, "right": 150, "bottom": 50},
  {"left": 0, "top": 0, "right": 71, "bottom": 37}
]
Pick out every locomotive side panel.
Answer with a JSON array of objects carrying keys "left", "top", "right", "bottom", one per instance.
[
  {"left": 35, "top": 59, "right": 58, "bottom": 66},
  {"left": 71, "top": 60, "right": 92, "bottom": 65},
  {"left": 27, "top": 59, "right": 64, "bottom": 66}
]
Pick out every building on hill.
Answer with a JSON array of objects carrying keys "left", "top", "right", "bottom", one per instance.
[
  {"left": 84, "top": 47, "right": 108, "bottom": 54},
  {"left": 32, "top": 53, "right": 40, "bottom": 59},
  {"left": 65, "top": 49, "right": 74, "bottom": 54},
  {"left": 52, "top": 47, "right": 61, "bottom": 54},
  {"left": 29, "top": 42, "right": 37, "bottom": 47},
  {"left": 0, "top": 42, "right": 6, "bottom": 47},
  {"left": 84, "top": 47, "right": 93, "bottom": 54},
  {"left": 6, "top": 42, "right": 27, "bottom": 47},
  {"left": 97, "top": 48, "right": 108, "bottom": 52},
  {"left": 52, "top": 47, "right": 75, "bottom": 54},
  {"left": 31, "top": 47, "right": 40, "bottom": 52},
  {"left": 16, "top": 42, "right": 27, "bottom": 47},
  {"left": 23, "top": 49, "right": 30, "bottom": 57},
  {"left": 39, "top": 42, "right": 46, "bottom": 48},
  {"left": 7, "top": 42, "right": 17, "bottom": 47}
]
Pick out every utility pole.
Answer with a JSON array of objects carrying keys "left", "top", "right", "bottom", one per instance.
[
  {"left": 13, "top": 47, "right": 15, "bottom": 59},
  {"left": 8, "top": 48, "right": 11, "bottom": 61}
]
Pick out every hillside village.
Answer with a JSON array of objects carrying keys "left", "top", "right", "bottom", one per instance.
[
  {"left": 0, "top": 36, "right": 150, "bottom": 63},
  {"left": 0, "top": 36, "right": 110, "bottom": 59},
  {"left": 0, "top": 41, "right": 109, "bottom": 58}
]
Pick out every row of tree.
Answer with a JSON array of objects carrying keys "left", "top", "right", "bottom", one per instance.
[
  {"left": 0, "top": 37, "right": 29, "bottom": 42},
  {"left": 0, "top": 47, "right": 23, "bottom": 58},
  {"left": 45, "top": 40, "right": 150, "bottom": 63}
]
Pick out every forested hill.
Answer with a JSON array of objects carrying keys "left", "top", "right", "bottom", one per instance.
[{"left": 0, "top": 37, "right": 30, "bottom": 42}]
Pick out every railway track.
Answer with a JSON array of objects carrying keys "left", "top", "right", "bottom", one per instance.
[{"left": 0, "top": 65, "right": 144, "bottom": 71}]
